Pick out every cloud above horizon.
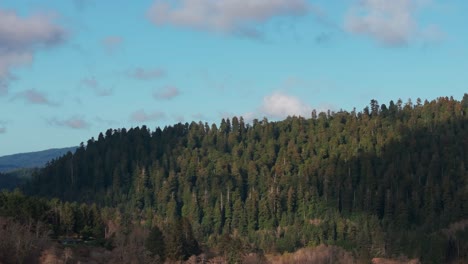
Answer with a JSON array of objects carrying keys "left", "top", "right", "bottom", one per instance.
[
  {"left": 260, "top": 91, "right": 312, "bottom": 119},
  {"left": 127, "top": 67, "right": 165, "bottom": 80},
  {"left": 0, "top": 9, "right": 66, "bottom": 95},
  {"left": 48, "top": 116, "right": 90, "bottom": 129},
  {"left": 102, "top": 36, "right": 123, "bottom": 53},
  {"left": 73, "top": 0, "right": 93, "bottom": 11},
  {"left": 344, "top": 0, "right": 440, "bottom": 46},
  {"left": 0, "top": 121, "right": 6, "bottom": 134},
  {"left": 130, "top": 110, "right": 166, "bottom": 123},
  {"left": 153, "top": 86, "right": 180, "bottom": 100},
  {"left": 80, "top": 77, "right": 113, "bottom": 96},
  {"left": 15, "top": 89, "right": 57, "bottom": 106},
  {"left": 147, "top": 0, "right": 309, "bottom": 38}
]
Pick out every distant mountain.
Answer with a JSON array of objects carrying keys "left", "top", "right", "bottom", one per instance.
[{"left": 0, "top": 147, "right": 77, "bottom": 173}]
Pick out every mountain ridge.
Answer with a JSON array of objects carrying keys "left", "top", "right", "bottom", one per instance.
[{"left": 0, "top": 146, "right": 77, "bottom": 173}]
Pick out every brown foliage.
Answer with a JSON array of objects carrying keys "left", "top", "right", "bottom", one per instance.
[
  {"left": 442, "top": 219, "right": 468, "bottom": 238},
  {"left": 205, "top": 256, "right": 226, "bottom": 264},
  {"left": 109, "top": 226, "right": 157, "bottom": 264},
  {"left": 242, "top": 253, "right": 268, "bottom": 264},
  {"left": 269, "top": 244, "right": 356, "bottom": 264},
  {"left": 371, "top": 257, "right": 420, "bottom": 264},
  {"left": 0, "top": 217, "right": 50, "bottom": 264}
]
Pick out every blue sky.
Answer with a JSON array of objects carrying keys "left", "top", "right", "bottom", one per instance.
[{"left": 0, "top": 0, "right": 467, "bottom": 156}]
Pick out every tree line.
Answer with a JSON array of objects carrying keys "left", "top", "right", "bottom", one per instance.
[{"left": 10, "top": 94, "right": 468, "bottom": 263}]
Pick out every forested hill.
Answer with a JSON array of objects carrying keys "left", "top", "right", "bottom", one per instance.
[
  {"left": 0, "top": 146, "right": 77, "bottom": 172},
  {"left": 25, "top": 95, "right": 468, "bottom": 262}
]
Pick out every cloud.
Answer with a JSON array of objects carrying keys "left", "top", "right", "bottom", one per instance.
[
  {"left": 172, "top": 114, "right": 185, "bottom": 123},
  {"left": 344, "top": 0, "right": 438, "bottom": 46},
  {"left": 192, "top": 113, "right": 207, "bottom": 120},
  {"left": 49, "top": 116, "right": 90, "bottom": 129},
  {"left": 15, "top": 89, "right": 57, "bottom": 106},
  {"left": 102, "top": 36, "right": 123, "bottom": 53},
  {"left": 130, "top": 110, "right": 166, "bottom": 122},
  {"left": 153, "top": 86, "right": 180, "bottom": 100},
  {"left": 260, "top": 91, "right": 312, "bottom": 119},
  {"left": 95, "top": 116, "right": 118, "bottom": 126},
  {"left": 0, "top": 9, "right": 66, "bottom": 95},
  {"left": 127, "top": 67, "right": 165, "bottom": 80},
  {"left": 315, "top": 32, "right": 332, "bottom": 44},
  {"left": 80, "top": 77, "right": 98, "bottom": 88},
  {"left": 147, "top": 0, "right": 309, "bottom": 38},
  {"left": 0, "top": 122, "right": 5, "bottom": 134},
  {"left": 80, "top": 77, "right": 113, "bottom": 96},
  {"left": 73, "top": 0, "right": 93, "bottom": 11}
]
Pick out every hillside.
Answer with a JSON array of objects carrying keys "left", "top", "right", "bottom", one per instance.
[
  {"left": 0, "top": 147, "right": 77, "bottom": 173},
  {"left": 12, "top": 95, "right": 468, "bottom": 263}
]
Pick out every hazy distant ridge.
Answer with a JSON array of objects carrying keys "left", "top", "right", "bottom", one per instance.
[{"left": 0, "top": 147, "right": 77, "bottom": 172}]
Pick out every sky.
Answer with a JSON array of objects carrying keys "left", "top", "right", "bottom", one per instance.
[{"left": 0, "top": 0, "right": 467, "bottom": 156}]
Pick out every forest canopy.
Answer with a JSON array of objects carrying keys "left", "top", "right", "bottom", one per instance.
[{"left": 2, "top": 95, "right": 467, "bottom": 263}]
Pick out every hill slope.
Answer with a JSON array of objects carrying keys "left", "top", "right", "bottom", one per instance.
[
  {"left": 0, "top": 147, "right": 77, "bottom": 172},
  {"left": 24, "top": 95, "right": 468, "bottom": 262}
]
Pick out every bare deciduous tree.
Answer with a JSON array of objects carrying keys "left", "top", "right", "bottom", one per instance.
[{"left": 0, "top": 217, "right": 50, "bottom": 264}]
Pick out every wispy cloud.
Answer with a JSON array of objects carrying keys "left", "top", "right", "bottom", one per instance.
[
  {"left": 14, "top": 89, "right": 57, "bottom": 106},
  {"left": 127, "top": 67, "right": 165, "bottom": 80},
  {"left": 48, "top": 116, "right": 90, "bottom": 129},
  {"left": 80, "top": 77, "right": 98, "bottom": 88},
  {"left": 192, "top": 113, "right": 207, "bottom": 120},
  {"left": 344, "top": 0, "right": 441, "bottom": 46},
  {"left": 95, "top": 116, "right": 118, "bottom": 126},
  {"left": 80, "top": 77, "right": 113, "bottom": 96},
  {"left": 153, "top": 86, "right": 180, "bottom": 100},
  {"left": 0, "top": 9, "right": 66, "bottom": 95},
  {"left": 102, "top": 36, "right": 123, "bottom": 53},
  {"left": 147, "top": 0, "right": 310, "bottom": 38},
  {"left": 0, "top": 121, "right": 6, "bottom": 134},
  {"left": 130, "top": 110, "right": 166, "bottom": 122},
  {"left": 315, "top": 32, "right": 332, "bottom": 44},
  {"left": 73, "top": 0, "right": 93, "bottom": 11}
]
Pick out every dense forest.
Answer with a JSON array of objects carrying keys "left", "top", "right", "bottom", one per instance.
[{"left": 1, "top": 95, "right": 467, "bottom": 263}]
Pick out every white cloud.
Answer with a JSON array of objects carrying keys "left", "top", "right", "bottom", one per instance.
[
  {"left": 345, "top": 0, "right": 438, "bottom": 46},
  {"left": 260, "top": 91, "right": 311, "bottom": 119},
  {"left": 147, "top": 0, "right": 309, "bottom": 38},
  {"left": 130, "top": 110, "right": 166, "bottom": 122},
  {"left": 49, "top": 116, "right": 90, "bottom": 129},
  {"left": 153, "top": 86, "right": 180, "bottom": 100},
  {"left": 0, "top": 9, "right": 66, "bottom": 95}
]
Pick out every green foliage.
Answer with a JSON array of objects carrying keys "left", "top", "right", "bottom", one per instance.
[
  {"left": 163, "top": 218, "right": 200, "bottom": 261},
  {"left": 145, "top": 225, "right": 165, "bottom": 260},
  {"left": 0, "top": 190, "right": 106, "bottom": 241},
  {"left": 17, "top": 95, "right": 468, "bottom": 262},
  {"left": 219, "top": 234, "right": 245, "bottom": 264}
]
